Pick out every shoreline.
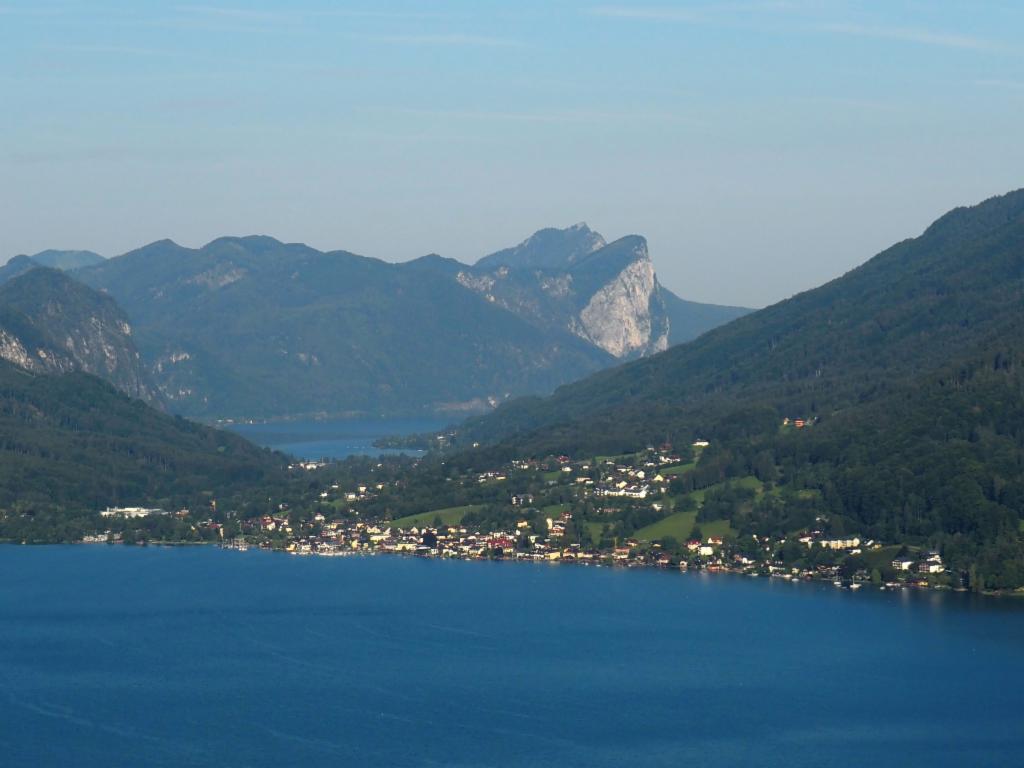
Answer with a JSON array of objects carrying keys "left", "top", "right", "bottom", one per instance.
[{"left": 25, "top": 537, "right": 1019, "bottom": 599}]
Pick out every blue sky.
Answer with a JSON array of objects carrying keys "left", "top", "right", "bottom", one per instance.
[{"left": 1, "top": 1, "right": 1022, "bottom": 306}]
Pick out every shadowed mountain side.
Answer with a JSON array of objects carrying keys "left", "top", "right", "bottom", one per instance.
[{"left": 0, "top": 267, "right": 158, "bottom": 403}]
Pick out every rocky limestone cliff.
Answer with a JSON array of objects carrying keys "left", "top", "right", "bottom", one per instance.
[
  {"left": 0, "top": 267, "right": 158, "bottom": 403},
  {"left": 575, "top": 257, "right": 669, "bottom": 357},
  {"left": 462, "top": 229, "right": 670, "bottom": 359}
]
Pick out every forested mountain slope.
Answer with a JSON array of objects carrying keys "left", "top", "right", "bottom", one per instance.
[
  {"left": 76, "top": 236, "right": 613, "bottom": 419},
  {"left": 0, "top": 267, "right": 157, "bottom": 403},
  {"left": 0, "top": 360, "right": 285, "bottom": 523},
  {"left": 462, "top": 189, "right": 1024, "bottom": 455}
]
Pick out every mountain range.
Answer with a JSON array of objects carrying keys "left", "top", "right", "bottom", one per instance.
[
  {"left": 59, "top": 225, "right": 747, "bottom": 420},
  {"left": 2, "top": 189, "right": 1022, "bottom": 586}
]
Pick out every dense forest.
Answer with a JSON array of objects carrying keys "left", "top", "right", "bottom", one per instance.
[
  {"left": 442, "top": 190, "right": 1024, "bottom": 588},
  {"left": 0, "top": 360, "right": 288, "bottom": 541},
  {"left": 460, "top": 188, "right": 1024, "bottom": 456},
  {"left": 3, "top": 189, "right": 1024, "bottom": 588}
]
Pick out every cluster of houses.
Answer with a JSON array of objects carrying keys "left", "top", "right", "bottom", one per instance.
[
  {"left": 892, "top": 551, "right": 945, "bottom": 575},
  {"left": 798, "top": 533, "right": 865, "bottom": 552},
  {"left": 587, "top": 453, "right": 684, "bottom": 500},
  {"left": 83, "top": 438, "right": 954, "bottom": 593},
  {"left": 782, "top": 417, "right": 816, "bottom": 429},
  {"left": 277, "top": 517, "right": 601, "bottom": 563},
  {"left": 99, "top": 506, "right": 165, "bottom": 519},
  {"left": 266, "top": 519, "right": 876, "bottom": 589}
]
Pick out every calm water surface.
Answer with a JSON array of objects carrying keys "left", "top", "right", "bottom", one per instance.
[
  {"left": 1, "top": 546, "right": 1023, "bottom": 767},
  {"left": 224, "top": 418, "right": 448, "bottom": 460}
]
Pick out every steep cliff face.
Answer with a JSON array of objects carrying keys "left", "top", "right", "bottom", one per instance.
[
  {"left": 0, "top": 267, "right": 158, "bottom": 403},
  {"left": 576, "top": 257, "right": 669, "bottom": 357},
  {"left": 465, "top": 229, "right": 670, "bottom": 359}
]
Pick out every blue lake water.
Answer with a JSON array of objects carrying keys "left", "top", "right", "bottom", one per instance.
[
  {"left": 2, "top": 546, "right": 1024, "bottom": 767},
  {"left": 223, "top": 417, "right": 449, "bottom": 460}
]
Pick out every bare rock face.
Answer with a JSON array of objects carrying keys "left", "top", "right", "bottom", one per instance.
[
  {"left": 0, "top": 329, "right": 34, "bottom": 371},
  {"left": 466, "top": 226, "right": 671, "bottom": 360},
  {"left": 0, "top": 267, "right": 158, "bottom": 403},
  {"left": 577, "top": 257, "right": 668, "bottom": 358}
]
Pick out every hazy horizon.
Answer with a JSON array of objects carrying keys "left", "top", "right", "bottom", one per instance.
[
  {"left": 2, "top": 1, "right": 1022, "bottom": 306},
  {"left": 6, "top": 195, "right": 1013, "bottom": 312}
]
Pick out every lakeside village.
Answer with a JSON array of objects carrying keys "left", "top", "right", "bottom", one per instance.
[{"left": 92, "top": 430, "right": 959, "bottom": 593}]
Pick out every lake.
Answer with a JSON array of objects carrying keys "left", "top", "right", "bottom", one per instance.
[
  {"left": 223, "top": 417, "right": 449, "bottom": 460},
  {"left": 2, "top": 546, "right": 1023, "bottom": 767}
]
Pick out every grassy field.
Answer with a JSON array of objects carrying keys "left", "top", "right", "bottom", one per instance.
[
  {"left": 682, "top": 476, "right": 762, "bottom": 506},
  {"left": 632, "top": 476, "right": 762, "bottom": 542},
  {"left": 634, "top": 511, "right": 734, "bottom": 543},
  {"left": 660, "top": 461, "right": 696, "bottom": 477},
  {"left": 593, "top": 452, "right": 641, "bottom": 464},
  {"left": 542, "top": 503, "right": 570, "bottom": 516},
  {"left": 861, "top": 545, "right": 904, "bottom": 571},
  {"left": 635, "top": 510, "right": 697, "bottom": 542},
  {"left": 584, "top": 521, "right": 605, "bottom": 545},
  {"left": 388, "top": 505, "right": 483, "bottom": 530}
]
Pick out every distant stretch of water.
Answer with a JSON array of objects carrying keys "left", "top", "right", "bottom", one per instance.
[
  {"left": 224, "top": 417, "right": 449, "bottom": 460},
  {"left": 2, "top": 547, "right": 1023, "bottom": 767}
]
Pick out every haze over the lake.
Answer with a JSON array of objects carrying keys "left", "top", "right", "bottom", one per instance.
[{"left": 2, "top": 1, "right": 1023, "bottom": 306}]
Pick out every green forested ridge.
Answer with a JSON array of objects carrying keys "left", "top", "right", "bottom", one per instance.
[
  {"left": 462, "top": 188, "right": 1024, "bottom": 454},
  {"left": 0, "top": 360, "right": 285, "bottom": 529},
  {"left": 446, "top": 189, "right": 1024, "bottom": 587}
]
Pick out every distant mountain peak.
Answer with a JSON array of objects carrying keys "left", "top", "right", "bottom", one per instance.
[
  {"left": 0, "top": 254, "right": 39, "bottom": 284},
  {"left": 204, "top": 235, "right": 286, "bottom": 252},
  {"left": 476, "top": 223, "right": 607, "bottom": 271},
  {"left": 30, "top": 249, "right": 105, "bottom": 270}
]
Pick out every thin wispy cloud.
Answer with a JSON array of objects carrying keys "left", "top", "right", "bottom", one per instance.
[
  {"left": 589, "top": 5, "right": 703, "bottom": 22},
  {"left": 820, "top": 23, "right": 999, "bottom": 52},
  {"left": 389, "top": 106, "right": 704, "bottom": 126},
  {"left": 0, "top": 4, "right": 62, "bottom": 14},
  {"left": 173, "top": 4, "right": 442, "bottom": 23},
  {"left": 371, "top": 34, "right": 524, "bottom": 48},
  {"left": 975, "top": 78, "right": 1024, "bottom": 89},
  {"left": 51, "top": 44, "right": 175, "bottom": 57},
  {"left": 174, "top": 5, "right": 284, "bottom": 22},
  {"left": 588, "top": 3, "right": 797, "bottom": 22}
]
